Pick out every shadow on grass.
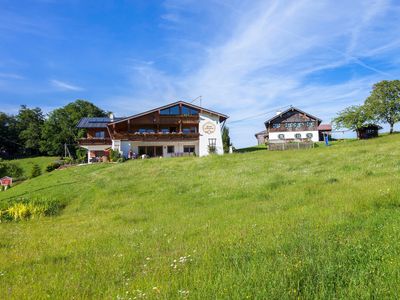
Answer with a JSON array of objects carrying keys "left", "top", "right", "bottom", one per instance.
[
  {"left": 0, "top": 181, "right": 77, "bottom": 202},
  {"left": 235, "top": 145, "right": 268, "bottom": 153}
]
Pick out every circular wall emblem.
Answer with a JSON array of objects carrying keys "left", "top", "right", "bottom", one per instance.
[{"left": 202, "top": 122, "right": 216, "bottom": 134}]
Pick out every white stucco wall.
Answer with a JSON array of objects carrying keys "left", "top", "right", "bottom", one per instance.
[
  {"left": 198, "top": 112, "right": 224, "bottom": 156},
  {"left": 269, "top": 131, "right": 319, "bottom": 142},
  {"left": 120, "top": 141, "right": 131, "bottom": 158}
]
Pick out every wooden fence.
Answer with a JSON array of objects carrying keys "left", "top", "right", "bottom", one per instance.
[{"left": 268, "top": 141, "right": 314, "bottom": 151}]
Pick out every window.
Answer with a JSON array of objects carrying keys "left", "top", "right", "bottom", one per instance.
[
  {"left": 184, "top": 146, "right": 195, "bottom": 153},
  {"left": 272, "top": 123, "right": 280, "bottom": 129},
  {"left": 278, "top": 134, "right": 285, "bottom": 139},
  {"left": 167, "top": 146, "right": 175, "bottom": 153},
  {"left": 306, "top": 121, "right": 314, "bottom": 127},
  {"left": 295, "top": 133, "right": 301, "bottom": 139},
  {"left": 161, "top": 128, "right": 169, "bottom": 134},
  {"left": 94, "top": 131, "right": 105, "bottom": 138},
  {"left": 182, "top": 127, "right": 197, "bottom": 134},
  {"left": 160, "top": 105, "right": 180, "bottom": 115},
  {"left": 181, "top": 106, "right": 199, "bottom": 115},
  {"left": 138, "top": 128, "right": 147, "bottom": 133},
  {"left": 306, "top": 133, "right": 313, "bottom": 138},
  {"left": 208, "top": 138, "right": 217, "bottom": 146}
]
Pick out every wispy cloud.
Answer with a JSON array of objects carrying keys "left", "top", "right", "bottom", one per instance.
[
  {"left": 0, "top": 72, "right": 24, "bottom": 79},
  {"left": 50, "top": 79, "right": 84, "bottom": 91},
  {"left": 108, "top": 0, "right": 400, "bottom": 146}
]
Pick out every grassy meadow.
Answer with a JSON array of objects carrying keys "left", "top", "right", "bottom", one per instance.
[
  {"left": 1, "top": 135, "right": 400, "bottom": 299},
  {"left": 4, "top": 156, "right": 58, "bottom": 179}
]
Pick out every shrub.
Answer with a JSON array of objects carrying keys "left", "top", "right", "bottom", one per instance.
[
  {"left": 76, "top": 148, "right": 87, "bottom": 163},
  {"left": 46, "top": 161, "right": 61, "bottom": 172},
  {"left": 0, "top": 197, "right": 66, "bottom": 222},
  {"left": 30, "top": 163, "right": 42, "bottom": 178},
  {"left": 0, "top": 161, "right": 23, "bottom": 179},
  {"left": 109, "top": 149, "right": 121, "bottom": 162},
  {"left": 64, "top": 156, "right": 74, "bottom": 165}
]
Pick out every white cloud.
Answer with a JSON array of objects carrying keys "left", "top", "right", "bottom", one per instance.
[
  {"left": 50, "top": 79, "right": 84, "bottom": 92},
  {"left": 0, "top": 72, "right": 24, "bottom": 79},
  {"left": 109, "top": 0, "right": 400, "bottom": 147}
]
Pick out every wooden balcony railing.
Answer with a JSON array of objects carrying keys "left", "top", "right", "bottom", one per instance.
[
  {"left": 78, "top": 138, "right": 112, "bottom": 145},
  {"left": 112, "top": 132, "right": 200, "bottom": 141}
]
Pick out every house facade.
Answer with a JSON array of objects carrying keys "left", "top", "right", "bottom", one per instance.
[
  {"left": 77, "top": 101, "right": 228, "bottom": 162},
  {"left": 258, "top": 106, "right": 330, "bottom": 143}
]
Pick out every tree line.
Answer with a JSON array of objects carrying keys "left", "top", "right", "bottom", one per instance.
[
  {"left": 0, "top": 100, "right": 107, "bottom": 158},
  {"left": 334, "top": 80, "right": 400, "bottom": 136}
]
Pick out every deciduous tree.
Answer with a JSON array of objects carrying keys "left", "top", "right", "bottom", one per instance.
[
  {"left": 40, "top": 100, "right": 107, "bottom": 156},
  {"left": 333, "top": 105, "right": 372, "bottom": 138},
  {"left": 364, "top": 80, "right": 400, "bottom": 133}
]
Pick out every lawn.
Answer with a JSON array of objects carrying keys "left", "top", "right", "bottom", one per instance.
[
  {"left": 1, "top": 135, "right": 400, "bottom": 299},
  {"left": 4, "top": 156, "right": 59, "bottom": 179}
]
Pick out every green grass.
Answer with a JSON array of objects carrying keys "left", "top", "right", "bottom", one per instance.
[
  {"left": 5, "top": 156, "right": 59, "bottom": 179},
  {"left": 1, "top": 136, "right": 400, "bottom": 299}
]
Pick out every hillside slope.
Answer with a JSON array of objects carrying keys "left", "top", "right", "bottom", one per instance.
[{"left": 1, "top": 136, "right": 400, "bottom": 299}]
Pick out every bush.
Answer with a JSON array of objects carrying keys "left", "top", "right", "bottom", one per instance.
[
  {"left": 46, "top": 161, "right": 61, "bottom": 172},
  {"left": 76, "top": 148, "right": 87, "bottom": 163},
  {"left": 109, "top": 149, "right": 121, "bottom": 162},
  {"left": 30, "top": 163, "right": 42, "bottom": 178},
  {"left": 0, "top": 162, "right": 23, "bottom": 179},
  {"left": 0, "top": 197, "right": 66, "bottom": 222},
  {"left": 64, "top": 156, "right": 74, "bottom": 165}
]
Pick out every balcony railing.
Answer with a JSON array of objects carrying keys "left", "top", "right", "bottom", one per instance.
[
  {"left": 113, "top": 132, "right": 200, "bottom": 141},
  {"left": 78, "top": 138, "right": 112, "bottom": 145}
]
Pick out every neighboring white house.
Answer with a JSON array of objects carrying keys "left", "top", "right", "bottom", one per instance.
[
  {"left": 255, "top": 106, "right": 331, "bottom": 143},
  {"left": 77, "top": 101, "right": 228, "bottom": 162}
]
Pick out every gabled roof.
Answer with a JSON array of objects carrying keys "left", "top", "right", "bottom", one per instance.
[
  {"left": 264, "top": 106, "right": 322, "bottom": 125},
  {"left": 77, "top": 117, "right": 124, "bottom": 128},
  {"left": 359, "top": 124, "right": 383, "bottom": 130},
  {"left": 317, "top": 124, "right": 332, "bottom": 131},
  {"left": 255, "top": 129, "right": 268, "bottom": 137},
  {"left": 110, "top": 100, "right": 229, "bottom": 124}
]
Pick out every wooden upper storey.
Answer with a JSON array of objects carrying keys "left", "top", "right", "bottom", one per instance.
[
  {"left": 265, "top": 107, "right": 322, "bottom": 132},
  {"left": 78, "top": 101, "right": 228, "bottom": 142}
]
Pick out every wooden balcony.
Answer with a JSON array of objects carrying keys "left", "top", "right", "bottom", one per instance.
[
  {"left": 78, "top": 138, "right": 112, "bottom": 145},
  {"left": 112, "top": 132, "right": 200, "bottom": 141}
]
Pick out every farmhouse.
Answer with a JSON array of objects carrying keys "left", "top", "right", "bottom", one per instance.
[
  {"left": 257, "top": 106, "right": 331, "bottom": 144},
  {"left": 77, "top": 101, "right": 228, "bottom": 162}
]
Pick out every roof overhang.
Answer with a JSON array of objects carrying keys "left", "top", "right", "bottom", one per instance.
[
  {"left": 264, "top": 106, "right": 322, "bottom": 125},
  {"left": 109, "top": 100, "right": 229, "bottom": 124}
]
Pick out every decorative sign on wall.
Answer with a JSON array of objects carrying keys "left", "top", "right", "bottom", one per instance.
[{"left": 202, "top": 122, "right": 216, "bottom": 134}]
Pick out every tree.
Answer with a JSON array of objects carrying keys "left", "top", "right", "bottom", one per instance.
[
  {"left": 364, "top": 80, "right": 400, "bottom": 134},
  {"left": 40, "top": 100, "right": 107, "bottom": 156},
  {"left": 222, "top": 126, "right": 231, "bottom": 153},
  {"left": 0, "top": 112, "right": 20, "bottom": 157},
  {"left": 30, "top": 163, "right": 42, "bottom": 178},
  {"left": 333, "top": 105, "right": 372, "bottom": 138},
  {"left": 16, "top": 105, "right": 45, "bottom": 155}
]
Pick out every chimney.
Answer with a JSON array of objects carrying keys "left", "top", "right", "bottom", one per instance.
[{"left": 109, "top": 113, "right": 114, "bottom": 121}]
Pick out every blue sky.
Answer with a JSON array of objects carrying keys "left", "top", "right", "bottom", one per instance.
[{"left": 1, "top": 0, "right": 399, "bottom": 147}]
